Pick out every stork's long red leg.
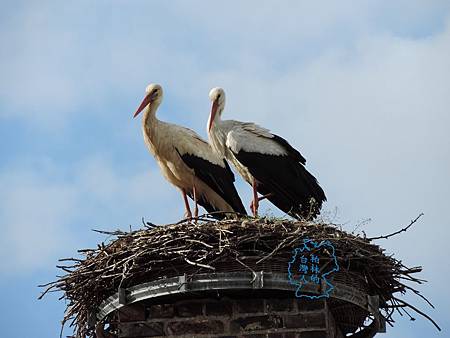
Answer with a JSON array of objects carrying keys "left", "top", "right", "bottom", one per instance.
[
  {"left": 193, "top": 185, "right": 199, "bottom": 218},
  {"left": 252, "top": 180, "right": 259, "bottom": 217},
  {"left": 249, "top": 193, "right": 273, "bottom": 213},
  {"left": 182, "top": 189, "right": 192, "bottom": 219}
]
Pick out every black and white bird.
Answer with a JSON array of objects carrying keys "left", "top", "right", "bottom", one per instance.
[
  {"left": 133, "top": 84, "right": 247, "bottom": 219},
  {"left": 207, "top": 87, "right": 326, "bottom": 219}
]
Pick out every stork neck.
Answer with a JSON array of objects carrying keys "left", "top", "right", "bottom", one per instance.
[
  {"left": 142, "top": 102, "right": 159, "bottom": 126},
  {"left": 142, "top": 101, "right": 161, "bottom": 142},
  {"left": 216, "top": 104, "right": 224, "bottom": 119}
]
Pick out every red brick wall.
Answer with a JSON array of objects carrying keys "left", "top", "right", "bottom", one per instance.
[{"left": 113, "top": 296, "right": 345, "bottom": 338}]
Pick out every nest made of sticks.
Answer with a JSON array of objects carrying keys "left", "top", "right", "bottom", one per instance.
[{"left": 40, "top": 216, "right": 439, "bottom": 337}]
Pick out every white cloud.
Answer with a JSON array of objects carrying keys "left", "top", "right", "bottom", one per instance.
[
  {"left": 0, "top": 156, "right": 177, "bottom": 275},
  {"left": 0, "top": 170, "right": 76, "bottom": 273},
  {"left": 3, "top": 1, "right": 448, "bottom": 129}
]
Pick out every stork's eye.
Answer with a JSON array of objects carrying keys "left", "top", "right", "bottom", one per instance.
[{"left": 150, "top": 89, "right": 159, "bottom": 99}]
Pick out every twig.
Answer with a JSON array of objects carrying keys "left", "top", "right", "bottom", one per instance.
[
  {"left": 185, "top": 239, "right": 214, "bottom": 249},
  {"left": 184, "top": 258, "right": 215, "bottom": 271},
  {"left": 402, "top": 284, "right": 435, "bottom": 309},
  {"left": 368, "top": 213, "right": 424, "bottom": 240},
  {"left": 91, "top": 229, "right": 127, "bottom": 236},
  {"left": 392, "top": 297, "right": 441, "bottom": 331},
  {"left": 235, "top": 256, "right": 257, "bottom": 282}
]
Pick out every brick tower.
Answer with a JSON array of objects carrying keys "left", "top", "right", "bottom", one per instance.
[{"left": 96, "top": 271, "right": 383, "bottom": 337}]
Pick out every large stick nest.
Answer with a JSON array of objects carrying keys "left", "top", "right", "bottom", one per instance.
[{"left": 40, "top": 216, "right": 438, "bottom": 337}]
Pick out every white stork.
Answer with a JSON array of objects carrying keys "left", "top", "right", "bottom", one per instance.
[
  {"left": 207, "top": 87, "right": 326, "bottom": 219},
  {"left": 133, "top": 84, "right": 247, "bottom": 219}
]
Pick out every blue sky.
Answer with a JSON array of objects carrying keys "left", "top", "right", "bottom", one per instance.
[{"left": 1, "top": 1, "right": 449, "bottom": 337}]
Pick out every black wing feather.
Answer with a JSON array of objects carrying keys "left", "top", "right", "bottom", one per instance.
[
  {"left": 271, "top": 135, "right": 306, "bottom": 164},
  {"left": 176, "top": 149, "right": 247, "bottom": 216},
  {"left": 234, "top": 147, "right": 326, "bottom": 219}
]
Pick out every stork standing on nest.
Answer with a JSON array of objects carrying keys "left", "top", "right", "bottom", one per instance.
[
  {"left": 133, "top": 84, "right": 247, "bottom": 219},
  {"left": 207, "top": 87, "right": 326, "bottom": 219}
]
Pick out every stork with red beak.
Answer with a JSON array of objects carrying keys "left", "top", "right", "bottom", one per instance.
[
  {"left": 207, "top": 87, "right": 326, "bottom": 219},
  {"left": 134, "top": 84, "right": 247, "bottom": 219}
]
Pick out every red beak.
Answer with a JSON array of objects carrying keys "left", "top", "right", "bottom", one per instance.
[
  {"left": 208, "top": 99, "right": 219, "bottom": 131},
  {"left": 133, "top": 93, "right": 152, "bottom": 118}
]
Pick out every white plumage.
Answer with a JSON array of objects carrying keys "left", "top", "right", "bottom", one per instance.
[
  {"left": 226, "top": 124, "right": 288, "bottom": 155},
  {"left": 207, "top": 87, "right": 326, "bottom": 219},
  {"left": 134, "top": 84, "right": 246, "bottom": 219}
]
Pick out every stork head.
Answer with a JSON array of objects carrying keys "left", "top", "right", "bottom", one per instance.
[
  {"left": 208, "top": 87, "right": 226, "bottom": 131},
  {"left": 133, "top": 83, "right": 163, "bottom": 118}
]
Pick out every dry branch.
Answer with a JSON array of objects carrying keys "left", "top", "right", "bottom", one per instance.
[{"left": 368, "top": 213, "right": 424, "bottom": 240}]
